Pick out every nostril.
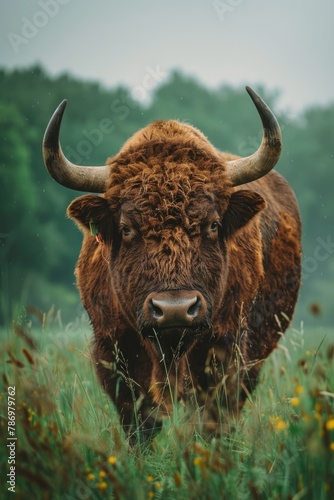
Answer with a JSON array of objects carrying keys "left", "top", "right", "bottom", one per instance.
[
  {"left": 187, "top": 296, "right": 201, "bottom": 318},
  {"left": 150, "top": 299, "right": 164, "bottom": 319},
  {"left": 144, "top": 292, "right": 206, "bottom": 328}
]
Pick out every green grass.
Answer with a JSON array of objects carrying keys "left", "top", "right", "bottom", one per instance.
[{"left": 1, "top": 308, "right": 334, "bottom": 499}]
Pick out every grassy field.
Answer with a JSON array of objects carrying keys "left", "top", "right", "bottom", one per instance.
[{"left": 1, "top": 307, "right": 334, "bottom": 499}]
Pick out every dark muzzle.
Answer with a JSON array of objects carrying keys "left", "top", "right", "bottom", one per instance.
[{"left": 142, "top": 290, "right": 207, "bottom": 329}]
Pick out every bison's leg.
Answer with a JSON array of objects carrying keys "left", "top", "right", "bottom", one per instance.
[
  {"left": 93, "top": 338, "right": 163, "bottom": 445},
  {"left": 187, "top": 338, "right": 251, "bottom": 435},
  {"left": 126, "top": 403, "right": 164, "bottom": 447}
]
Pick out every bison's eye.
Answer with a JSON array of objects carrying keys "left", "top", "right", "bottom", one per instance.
[
  {"left": 210, "top": 221, "right": 219, "bottom": 233},
  {"left": 120, "top": 217, "right": 138, "bottom": 243},
  {"left": 120, "top": 223, "right": 134, "bottom": 243},
  {"left": 204, "top": 219, "right": 220, "bottom": 241},
  {"left": 122, "top": 225, "right": 131, "bottom": 237}
]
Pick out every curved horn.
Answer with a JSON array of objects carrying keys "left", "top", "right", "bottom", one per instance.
[
  {"left": 42, "top": 100, "right": 109, "bottom": 192},
  {"left": 225, "top": 86, "right": 282, "bottom": 186}
]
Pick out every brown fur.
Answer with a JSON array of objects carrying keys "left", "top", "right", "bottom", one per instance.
[{"left": 67, "top": 120, "right": 301, "bottom": 443}]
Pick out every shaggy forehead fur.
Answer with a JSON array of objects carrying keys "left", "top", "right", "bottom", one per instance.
[{"left": 105, "top": 120, "right": 232, "bottom": 233}]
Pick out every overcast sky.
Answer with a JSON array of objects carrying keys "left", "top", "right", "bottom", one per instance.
[{"left": 1, "top": 0, "right": 333, "bottom": 115}]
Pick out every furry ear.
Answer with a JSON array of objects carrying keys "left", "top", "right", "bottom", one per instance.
[
  {"left": 67, "top": 194, "right": 112, "bottom": 238},
  {"left": 222, "top": 190, "right": 266, "bottom": 238}
]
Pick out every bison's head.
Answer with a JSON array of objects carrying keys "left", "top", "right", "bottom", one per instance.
[{"left": 43, "top": 88, "right": 281, "bottom": 360}]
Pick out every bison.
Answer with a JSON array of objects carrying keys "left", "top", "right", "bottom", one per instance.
[{"left": 43, "top": 87, "right": 301, "bottom": 443}]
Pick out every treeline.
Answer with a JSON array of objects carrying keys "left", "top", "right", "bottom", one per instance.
[{"left": 1, "top": 65, "right": 333, "bottom": 325}]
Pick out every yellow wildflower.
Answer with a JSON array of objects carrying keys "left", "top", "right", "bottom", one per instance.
[
  {"left": 330, "top": 442, "right": 334, "bottom": 452},
  {"left": 99, "top": 470, "right": 107, "bottom": 479},
  {"left": 148, "top": 492, "right": 155, "bottom": 499},
  {"left": 87, "top": 473, "right": 95, "bottom": 481},
  {"left": 326, "top": 419, "right": 334, "bottom": 431},
  {"left": 107, "top": 455, "right": 117, "bottom": 465},
  {"left": 147, "top": 475, "right": 154, "bottom": 483},
  {"left": 194, "top": 457, "right": 205, "bottom": 467},
  {"left": 276, "top": 418, "right": 287, "bottom": 431},
  {"left": 270, "top": 415, "right": 287, "bottom": 431},
  {"left": 291, "top": 397, "right": 300, "bottom": 407},
  {"left": 97, "top": 481, "right": 108, "bottom": 491},
  {"left": 295, "top": 385, "right": 304, "bottom": 395},
  {"left": 155, "top": 482, "right": 162, "bottom": 489}
]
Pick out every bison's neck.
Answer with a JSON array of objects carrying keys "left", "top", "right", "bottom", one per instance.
[{"left": 215, "top": 223, "right": 264, "bottom": 336}]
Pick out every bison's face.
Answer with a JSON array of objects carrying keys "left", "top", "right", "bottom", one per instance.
[
  {"left": 68, "top": 161, "right": 265, "bottom": 358},
  {"left": 112, "top": 187, "right": 226, "bottom": 357}
]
